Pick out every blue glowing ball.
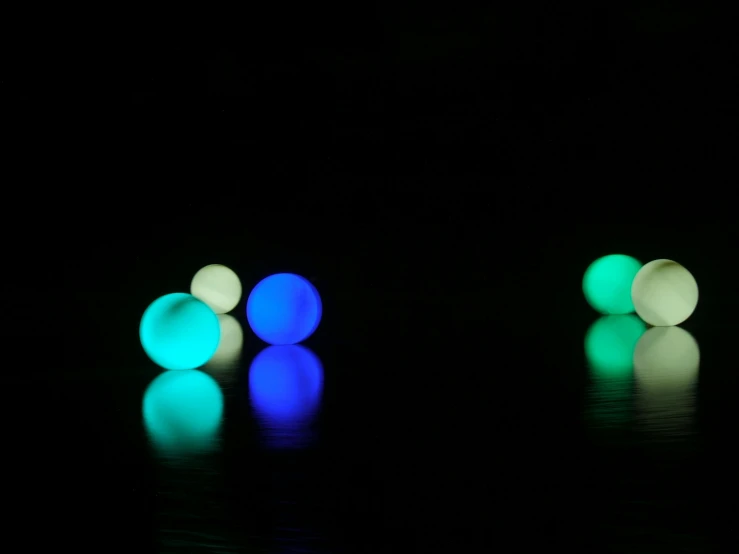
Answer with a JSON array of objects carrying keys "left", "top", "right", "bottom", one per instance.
[
  {"left": 249, "top": 345, "right": 324, "bottom": 426},
  {"left": 139, "top": 293, "right": 221, "bottom": 370},
  {"left": 246, "top": 273, "right": 322, "bottom": 345},
  {"left": 143, "top": 369, "right": 224, "bottom": 455}
]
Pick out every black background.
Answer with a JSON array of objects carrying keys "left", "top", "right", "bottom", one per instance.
[{"left": 67, "top": 3, "right": 738, "bottom": 552}]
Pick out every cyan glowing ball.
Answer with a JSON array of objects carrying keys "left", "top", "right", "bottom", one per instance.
[
  {"left": 583, "top": 254, "right": 643, "bottom": 315},
  {"left": 246, "top": 273, "right": 322, "bottom": 345},
  {"left": 584, "top": 315, "right": 647, "bottom": 379},
  {"left": 139, "top": 293, "right": 221, "bottom": 370},
  {"left": 249, "top": 345, "right": 324, "bottom": 448},
  {"left": 142, "top": 369, "right": 224, "bottom": 456}
]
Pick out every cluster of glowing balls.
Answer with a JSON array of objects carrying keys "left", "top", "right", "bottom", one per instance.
[
  {"left": 583, "top": 255, "right": 698, "bottom": 326},
  {"left": 142, "top": 369, "right": 224, "bottom": 455},
  {"left": 139, "top": 293, "right": 221, "bottom": 370},
  {"left": 139, "top": 267, "right": 325, "bottom": 455},
  {"left": 191, "top": 264, "right": 242, "bottom": 314},
  {"left": 583, "top": 256, "right": 699, "bottom": 412},
  {"left": 247, "top": 273, "right": 322, "bottom": 345},
  {"left": 140, "top": 265, "right": 322, "bottom": 371}
]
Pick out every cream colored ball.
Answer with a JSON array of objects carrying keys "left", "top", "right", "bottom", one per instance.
[
  {"left": 631, "top": 259, "right": 698, "bottom": 326},
  {"left": 191, "top": 264, "right": 242, "bottom": 314}
]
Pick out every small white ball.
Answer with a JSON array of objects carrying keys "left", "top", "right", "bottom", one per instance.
[
  {"left": 631, "top": 259, "right": 698, "bottom": 326},
  {"left": 191, "top": 264, "right": 242, "bottom": 314}
]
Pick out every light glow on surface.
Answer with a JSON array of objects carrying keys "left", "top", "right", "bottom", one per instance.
[
  {"left": 631, "top": 259, "right": 698, "bottom": 326},
  {"left": 634, "top": 326, "right": 699, "bottom": 390},
  {"left": 205, "top": 314, "right": 243, "bottom": 373},
  {"left": 246, "top": 273, "right": 322, "bottom": 345},
  {"left": 633, "top": 326, "right": 699, "bottom": 441},
  {"left": 249, "top": 345, "right": 324, "bottom": 449},
  {"left": 139, "top": 293, "right": 220, "bottom": 370},
  {"left": 585, "top": 315, "right": 647, "bottom": 379},
  {"left": 584, "top": 315, "right": 645, "bottom": 432},
  {"left": 582, "top": 254, "right": 643, "bottom": 315},
  {"left": 142, "top": 369, "right": 224, "bottom": 456},
  {"left": 191, "top": 264, "right": 242, "bottom": 314}
]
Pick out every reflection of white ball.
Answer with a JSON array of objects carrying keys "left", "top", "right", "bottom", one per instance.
[
  {"left": 206, "top": 314, "right": 244, "bottom": 370},
  {"left": 191, "top": 264, "right": 242, "bottom": 314},
  {"left": 633, "top": 326, "right": 700, "bottom": 390},
  {"left": 631, "top": 259, "right": 698, "bottom": 326}
]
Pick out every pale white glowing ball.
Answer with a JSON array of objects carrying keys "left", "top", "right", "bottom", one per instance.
[
  {"left": 633, "top": 326, "right": 700, "bottom": 391},
  {"left": 206, "top": 314, "right": 244, "bottom": 371},
  {"left": 191, "top": 264, "right": 242, "bottom": 314},
  {"left": 631, "top": 259, "right": 698, "bottom": 326}
]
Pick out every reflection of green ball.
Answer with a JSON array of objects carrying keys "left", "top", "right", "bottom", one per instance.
[
  {"left": 139, "top": 293, "right": 221, "bottom": 370},
  {"left": 583, "top": 254, "right": 642, "bottom": 314},
  {"left": 584, "top": 315, "right": 647, "bottom": 378}
]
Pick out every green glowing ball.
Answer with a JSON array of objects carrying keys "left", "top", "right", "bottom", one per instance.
[
  {"left": 582, "top": 254, "right": 642, "bottom": 314},
  {"left": 584, "top": 315, "right": 647, "bottom": 379},
  {"left": 139, "top": 293, "right": 221, "bottom": 370}
]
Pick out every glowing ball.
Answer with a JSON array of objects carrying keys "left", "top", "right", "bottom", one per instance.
[
  {"left": 634, "top": 326, "right": 700, "bottom": 390},
  {"left": 142, "top": 369, "right": 224, "bottom": 455},
  {"left": 582, "top": 254, "right": 643, "bottom": 314},
  {"left": 249, "top": 345, "right": 324, "bottom": 448},
  {"left": 584, "top": 315, "right": 647, "bottom": 379},
  {"left": 631, "top": 259, "right": 698, "bottom": 326},
  {"left": 190, "top": 264, "right": 242, "bottom": 314},
  {"left": 139, "top": 293, "right": 220, "bottom": 370},
  {"left": 246, "top": 273, "right": 322, "bottom": 345},
  {"left": 205, "top": 314, "right": 244, "bottom": 372}
]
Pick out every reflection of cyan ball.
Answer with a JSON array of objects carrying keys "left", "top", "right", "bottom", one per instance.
[
  {"left": 582, "top": 254, "right": 642, "bottom": 315},
  {"left": 634, "top": 326, "right": 700, "bottom": 390},
  {"left": 139, "top": 293, "right": 221, "bottom": 370},
  {"left": 205, "top": 314, "right": 244, "bottom": 371},
  {"left": 191, "top": 264, "right": 242, "bottom": 314},
  {"left": 143, "top": 369, "right": 224, "bottom": 456},
  {"left": 631, "top": 259, "right": 698, "bottom": 326}
]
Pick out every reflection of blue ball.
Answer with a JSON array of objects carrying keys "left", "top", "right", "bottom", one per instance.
[
  {"left": 249, "top": 345, "right": 324, "bottom": 425},
  {"left": 140, "top": 293, "right": 221, "bottom": 370},
  {"left": 142, "top": 369, "right": 224, "bottom": 455},
  {"left": 246, "top": 273, "right": 322, "bottom": 345}
]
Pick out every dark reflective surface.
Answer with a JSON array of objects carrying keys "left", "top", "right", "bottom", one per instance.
[{"left": 68, "top": 285, "right": 738, "bottom": 553}]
